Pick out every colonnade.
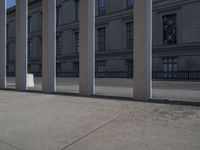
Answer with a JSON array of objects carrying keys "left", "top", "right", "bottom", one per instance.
[{"left": 0, "top": 0, "right": 152, "bottom": 100}]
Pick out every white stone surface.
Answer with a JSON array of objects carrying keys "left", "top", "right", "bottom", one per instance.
[
  {"left": 133, "top": 0, "right": 152, "bottom": 100},
  {"left": 27, "top": 74, "right": 34, "bottom": 88},
  {"left": 79, "top": 0, "right": 95, "bottom": 96},
  {"left": 0, "top": 0, "right": 6, "bottom": 88},
  {"left": 15, "top": 0, "right": 28, "bottom": 90},
  {"left": 42, "top": 0, "right": 56, "bottom": 92}
]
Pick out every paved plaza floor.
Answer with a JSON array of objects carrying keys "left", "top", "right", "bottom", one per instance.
[
  {"left": 6, "top": 77, "right": 200, "bottom": 102},
  {"left": 0, "top": 90, "right": 200, "bottom": 150}
]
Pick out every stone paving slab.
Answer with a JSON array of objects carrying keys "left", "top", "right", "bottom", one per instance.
[
  {"left": 66, "top": 103, "right": 200, "bottom": 150},
  {"left": 0, "top": 90, "right": 131, "bottom": 150},
  {"left": 0, "top": 90, "right": 200, "bottom": 150}
]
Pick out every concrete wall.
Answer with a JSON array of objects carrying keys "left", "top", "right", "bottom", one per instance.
[
  {"left": 107, "top": 20, "right": 123, "bottom": 51},
  {"left": 181, "top": 2, "right": 200, "bottom": 43},
  {"left": 178, "top": 55, "right": 200, "bottom": 71}
]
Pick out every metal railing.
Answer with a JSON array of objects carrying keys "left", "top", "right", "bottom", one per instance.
[
  {"left": 6, "top": 71, "right": 200, "bottom": 80},
  {"left": 152, "top": 71, "right": 200, "bottom": 80},
  {"left": 95, "top": 71, "right": 133, "bottom": 78}
]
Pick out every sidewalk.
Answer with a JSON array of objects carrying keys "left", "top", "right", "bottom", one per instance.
[{"left": 0, "top": 90, "right": 199, "bottom": 150}]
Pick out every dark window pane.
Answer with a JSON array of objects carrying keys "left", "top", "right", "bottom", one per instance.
[
  {"left": 126, "top": 0, "right": 133, "bottom": 9},
  {"left": 96, "top": 60, "right": 105, "bottom": 73},
  {"left": 56, "top": 35, "right": 62, "bottom": 55},
  {"left": 28, "top": 16, "right": 32, "bottom": 33},
  {"left": 75, "top": 0, "right": 80, "bottom": 21},
  {"left": 126, "top": 22, "right": 133, "bottom": 49},
  {"left": 98, "top": 0, "right": 106, "bottom": 16},
  {"left": 74, "top": 32, "right": 80, "bottom": 54},
  {"left": 163, "top": 57, "right": 178, "bottom": 79}
]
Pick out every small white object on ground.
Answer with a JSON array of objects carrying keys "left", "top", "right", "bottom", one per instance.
[{"left": 27, "top": 74, "right": 34, "bottom": 87}]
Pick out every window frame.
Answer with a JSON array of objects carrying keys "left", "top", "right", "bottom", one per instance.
[
  {"left": 96, "top": 60, "right": 106, "bottom": 73},
  {"left": 163, "top": 57, "right": 178, "bottom": 79},
  {"left": 162, "top": 13, "right": 177, "bottom": 46}
]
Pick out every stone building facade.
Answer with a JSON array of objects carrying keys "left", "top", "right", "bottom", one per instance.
[{"left": 6, "top": 0, "right": 200, "bottom": 79}]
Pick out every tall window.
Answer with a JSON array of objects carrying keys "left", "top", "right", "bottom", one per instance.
[
  {"left": 163, "top": 14, "right": 177, "bottom": 45},
  {"left": 73, "top": 62, "right": 79, "bottom": 76},
  {"left": 163, "top": 57, "right": 177, "bottom": 79},
  {"left": 6, "top": 24, "right": 9, "bottom": 36},
  {"left": 56, "top": 35, "right": 62, "bottom": 56},
  {"left": 56, "top": 63, "right": 61, "bottom": 73},
  {"left": 75, "top": 0, "right": 80, "bottom": 21},
  {"left": 97, "top": 27, "right": 106, "bottom": 51},
  {"left": 98, "top": 0, "right": 106, "bottom": 16},
  {"left": 126, "top": 22, "right": 133, "bottom": 49},
  {"left": 126, "top": 59, "right": 133, "bottom": 77},
  {"left": 39, "top": 12, "right": 42, "bottom": 30},
  {"left": 28, "top": 16, "right": 32, "bottom": 33},
  {"left": 6, "top": 44, "right": 9, "bottom": 61},
  {"left": 28, "top": 41, "right": 32, "bottom": 58},
  {"left": 96, "top": 61, "right": 105, "bottom": 73},
  {"left": 126, "top": 0, "right": 133, "bottom": 9},
  {"left": 39, "top": 39, "right": 42, "bottom": 58},
  {"left": 56, "top": 6, "right": 62, "bottom": 26},
  {"left": 74, "top": 32, "right": 80, "bottom": 54}
]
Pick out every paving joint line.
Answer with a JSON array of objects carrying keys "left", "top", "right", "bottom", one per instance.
[
  {"left": 59, "top": 110, "right": 129, "bottom": 150},
  {"left": 0, "top": 139, "right": 22, "bottom": 150}
]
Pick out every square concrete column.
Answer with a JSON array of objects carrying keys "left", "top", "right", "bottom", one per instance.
[
  {"left": 42, "top": 0, "right": 56, "bottom": 92},
  {"left": 16, "top": 0, "right": 28, "bottom": 90},
  {"left": 133, "top": 0, "right": 152, "bottom": 100},
  {"left": 0, "top": 0, "right": 6, "bottom": 89},
  {"left": 79, "top": 0, "right": 95, "bottom": 96}
]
